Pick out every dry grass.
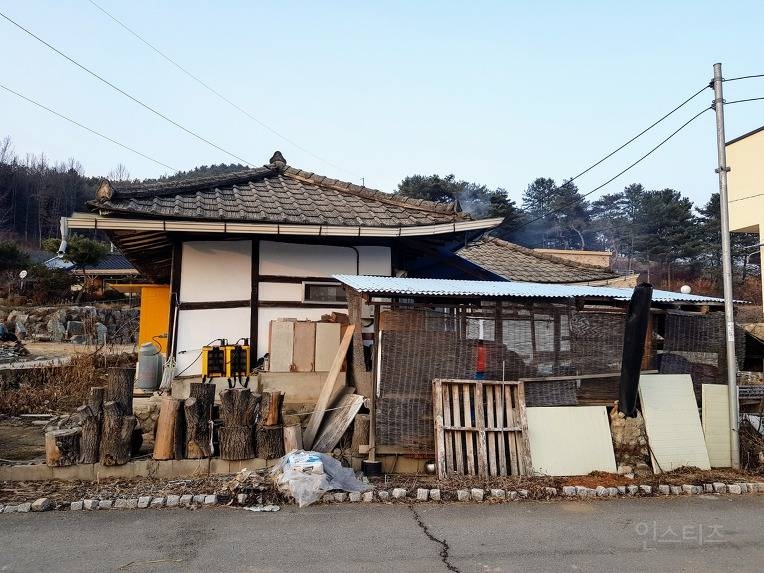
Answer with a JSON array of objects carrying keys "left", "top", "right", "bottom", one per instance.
[{"left": 0, "top": 352, "right": 135, "bottom": 415}]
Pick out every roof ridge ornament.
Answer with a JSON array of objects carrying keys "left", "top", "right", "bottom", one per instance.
[
  {"left": 96, "top": 179, "right": 114, "bottom": 202},
  {"left": 269, "top": 151, "right": 286, "bottom": 172}
]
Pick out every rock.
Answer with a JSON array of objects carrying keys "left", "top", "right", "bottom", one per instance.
[
  {"left": 17, "top": 502, "right": 32, "bottom": 513},
  {"left": 735, "top": 483, "right": 748, "bottom": 494},
  {"left": 518, "top": 489, "right": 529, "bottom": 498},
  {"left": 595, "top": 486, "right": 607, "bottom": 497},
  {"left": 627, "top": 485, "right": 639, "bottom": 495},
  {"left": 180, "top": 495, "right": 193, "bottom": 506},
  {"left": 416, "top": 488, "right": 429, "bottom": 501},
  {"left": 70, "top": 335, "right": 89, "bottom": 345},
  {"left": 755, "top": 483, "right": 764, "bottom": 493},
  {"left": 349, "top": 492, "right": 361, "bottom": 503},
  {"left": 126, "top": 499, "right": 138, "bottom": 509},
  {"left": 31, "top": 498, "right": 53, "bottom": 512},
  {"left": 617, "top": 486, "right": 626, "bottom": 495},
  {"left": 149, "top": 497, "right": 164, "bottom": 508},
  {"left": 692, "top": 486, "right": 703, "bottom": 495},
  {"left": 682, "top": 485, "right": 694, "bottom": 494},
  {"left": 712, "top": 482, "right": 726, "bottom": 494},
  {"left": 608, "top": 487, "right": 619, "bottom": 497},
  {"left": 544, "top": 487, "right": 557, "bottom": 497},
  {"left": 99, "top": 500, "right": 113, "bottom": 510},
  {"left": 391, "top": 488, "right": 407, "bottom": 500},
  {"left": 429, "top": 489, "right": 441, "bottom": 501},
  {"left": 617, "top": 465, "right": 633, "bottom": 475},
  {"left": 377, "top": 491, "right": 390, "bottom": 501},
  {"left": 670, "top": 486, "right": 681, "bottom": 495},
  {"left": 192, "top": 495, "right": 206, "bottom": 505},
  {"left": 456, "top": 489, "right": 470, "bottom": 501},
  {"left": 470, "top": 488, "right": 485, "bottom": 502},
  {"left": 747, "top": 483, "right": 757, "bottom": 494},
  {"left": 575, "top": 486, "right": 587, "bottom": 496},
  {"left": 728, "top": 484, "right": 742, "bottom": 494},
  {"left": 322, "top": 493, "right": 335, "bottom": 503},
  {"left": 70, "top": 501, "right": 84, "bottom": 511},
  {"left": 658, "top": 484, "right": 670, "bottom": 495},
  {"left": 83, "top": 499, "right": 99, "bottom": 510},
  {"left": 236, "top": 494, "right": 248, "bottom": 505},
  {"left": 507, "top": 491, "right": 518, "bottom": 500},
  {"left": 704, "top": 483, "right": 714, "bottom": 493},
  {"left": 490, "top": 489, "right": 506, "bottom": 499},
  {"left": 114, "top": 499, "right": 129, "bottom": 510},
  {"left": 562, "top": 486, "right": 577, "bottom": 496},
  {"left": 3, "top": 505, "right": 17, "bottom": 513},
  {"left": 166, "top": 495, "right": 180, "bottom": 507},
  {"left": 203, "top": 495, "right": 217, "bottom": 505},
  {"left": 362, "top": 492, "right": 374, "bottom": 502},
  {"left": 334, "top": 493, "right": 348, "bottom": 502},
  {"left": 639, "top": 485, "right": 652, "bottom": 495},
  {"left": 66, "top": 320, "right": 85, "bottom": 337}
]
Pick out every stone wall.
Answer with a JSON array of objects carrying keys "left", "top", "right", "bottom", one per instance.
[
  {"left": 609, "top": 402, "right": 650, "bottom": 473},
  {"left": 0, "top": 305, "right": 139, "bottom": 345}
]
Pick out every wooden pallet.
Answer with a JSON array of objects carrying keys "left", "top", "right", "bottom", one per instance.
[{"left": 432, "top": 379, "right": 531, "bottom": 478}]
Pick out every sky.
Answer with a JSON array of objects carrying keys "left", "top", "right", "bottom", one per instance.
[{"left": 1, "top": 0, "right": 763, "bottom": 208}]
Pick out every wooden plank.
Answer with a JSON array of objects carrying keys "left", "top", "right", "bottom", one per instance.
[
  {"left": 451, "top": 382, "right": 464, "bottom": 474},
  {"left": 432, "top": 381, "right": 447, "bottom": 479},
  {"left": 302, "top": 325, "right": 355, "bottom": 449},
  {"left": 519, "top": 370, "right": 658, "bottom": 383},
  {"left": 486, "top": 384, "right": 497, "bottom": 476},
  {"left": 515, "top": 381, "right": 532, "bottom": 475},
  {"left": 702, "top": 384, "right": 732, "bottom": 468},
  {"left": 495, "top": 385, "right": 508, "bottom": 475},
  {"left": 292, "top": 321, "right": 316, "bottom": 372},
  {"left": 462, "top": 383, "right": 475, "bottom": 474},
  {"left": 474, "top": 382, "right": 488, "bottom": 478},
  {"left": 312, "top": 394, "right": 365, "bottom": 453},
  {"left": 314, "top": 322, "right": 341, "bottom": 371},
  {"left": 269, "top": 321, "right": 294, "bottom": 372},
  {"left": 504, "top": 385, "right": 519, "bottom": 475},
  {"left": 442, "top": 382, "right": 454, "bottom": 477}
]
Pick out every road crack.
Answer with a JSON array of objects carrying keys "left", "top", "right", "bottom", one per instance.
[{"left": 409, "top": 505, "right": 460, "bottom": 572}]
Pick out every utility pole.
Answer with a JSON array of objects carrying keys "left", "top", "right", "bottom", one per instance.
[{"left": 712, "top": 62, "right": 740, "bottom": 469}]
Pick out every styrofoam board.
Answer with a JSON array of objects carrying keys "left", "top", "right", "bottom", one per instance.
[
  {"left": 638, "top": 374, "right": 711, "bottom": 473},
  {"left": 702, "top": 384, "right": 732, "bottom": 468},
  {"left": 526, "top": 406, "right": 617, "bottom": 476}
]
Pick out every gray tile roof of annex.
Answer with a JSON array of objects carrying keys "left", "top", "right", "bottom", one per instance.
[
  {"left": 90, "top": 153, "right": 468, "bottom": 228},
  {"left": 457, "top": 236, "right": 620, "bottom": 284}
]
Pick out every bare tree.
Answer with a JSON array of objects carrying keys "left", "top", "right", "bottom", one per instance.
[
  {"left": 0, "top": 135, "right": 14, "bottom": 164},
  {"left": 108, "top": 163, "right": 130, "bottom": 182}
]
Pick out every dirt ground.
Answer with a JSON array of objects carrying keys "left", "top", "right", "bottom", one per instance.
[{"left": 0, "top": 418, "right": 45, "bottom": 462}]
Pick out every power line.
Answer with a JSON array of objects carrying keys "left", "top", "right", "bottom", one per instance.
[
  {"left": 726, "top": 96, "right": 764, "bottom": 105},
  {"left": 86, "top": 0, "right": 360, "bottom": 178},
  {"left": 0, "top": 82, "right": 178, "bottom": 172},
  {"left": 526, "top": 84, "right": 709, "bottom": 206},
  {"left": 0, "top": 10, "right": 254, "bottom": 167},
  {"left": 509, "top": 107, "right": 711, "bottom": 233},
  {"left": 723, "top": 74, "right": 764, "bottom": 82}
]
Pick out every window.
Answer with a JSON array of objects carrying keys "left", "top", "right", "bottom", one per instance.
[{"left": 303, "top": 282, "right": 347, "bottom": 304}]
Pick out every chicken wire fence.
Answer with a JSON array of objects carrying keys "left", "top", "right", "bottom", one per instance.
[{"left": 375, "top": 302, "right": 742, "bottom": 451}]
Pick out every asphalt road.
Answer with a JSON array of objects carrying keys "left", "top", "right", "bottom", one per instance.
[{"left": 2, "top": 496, "right": 764, "bottom": 572}]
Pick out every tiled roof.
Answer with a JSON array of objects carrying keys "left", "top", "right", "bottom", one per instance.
[
  {"left": 334, "top": 275, "right": 726, "bottom": 304},
  {"left": 91, "top": 154, "right": 468, "bottom": 228},
  {"left": 44, "top": 252, "right": 137, "bottom": 273},
  {"left": 457, "top": 237, "right": 620, "bottom": 284}
]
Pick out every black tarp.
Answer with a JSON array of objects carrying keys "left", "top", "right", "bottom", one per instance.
[{"left": 618, "top": 282, "right": 653, "bottom": 417}]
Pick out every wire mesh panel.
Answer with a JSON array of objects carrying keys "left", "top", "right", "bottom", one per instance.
[{"left": 432, "top": 379, "right": 531, "bottom": 478}]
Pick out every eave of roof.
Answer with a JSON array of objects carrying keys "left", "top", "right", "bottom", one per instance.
[{"left": 726, "top": 124, "right": 764, "bottom": 146}]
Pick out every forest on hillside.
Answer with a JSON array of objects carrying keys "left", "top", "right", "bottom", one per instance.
[{"left": 0, "top": 136, "right": 760, "bottom": 300}]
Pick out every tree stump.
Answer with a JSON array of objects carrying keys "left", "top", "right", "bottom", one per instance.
[
  {"left": 77, "top": 404, "right": 101, "bottom": 463},
  {"left": 283, "top": 423, "right": 303, "bottom": 452},
  {"left": 219, "top": 426, "right": 255, "bottom": 460},
  {"left": 154, "top": 397, "right": 182, "bottom": 460},
  {"left": 107, "top": 367, "right": 134, "bottom": 415},
  {"left": 256, "top": 425, "right": 284, "bottom": 459},
  {"left": 46, "top": 428, "right": 81, "bottom": 467},
  {"left": 190, "top": 382, "right": 216, "bottom": 419},
  {"left": 351, "top": 414, "right": 370, "bottom": 455},
  {"left": 261, "top": 391, "right": 284, "bottom": 426},
  {"left": 184, "top": 397, "right": 213, "bottom": 458},
  {"left": 100, "top": 401, "right": 137, "bottom": 466},
  {"left": 88, "top": 386, "right": 105, "bottom": 418}
]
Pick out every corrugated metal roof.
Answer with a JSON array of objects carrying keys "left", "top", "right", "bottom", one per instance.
[{"left": 333, "top": 275, "right": 726, "bottom": 304}]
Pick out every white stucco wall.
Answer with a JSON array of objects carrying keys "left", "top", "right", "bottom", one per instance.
[
  {"left": 259, "top": 241, "right": 391, "bottom": 277},
  {"left": 180, "top": 240, "right": 252, "bottom": 302},
  {"left": 175, "top": 307, "right": 251, "bottom": 376}
]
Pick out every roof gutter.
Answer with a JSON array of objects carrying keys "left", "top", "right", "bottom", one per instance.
[{"left": 65, "top": 213, "right": 503, "bottom": 238}]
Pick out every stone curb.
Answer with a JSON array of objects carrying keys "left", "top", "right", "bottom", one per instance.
[{"left": 2, "top": 482, "right": 763, "bottom": 514}]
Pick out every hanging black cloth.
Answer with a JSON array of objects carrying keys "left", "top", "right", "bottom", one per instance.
[{"left": 618, "top": 282, "right": 653, "bottom": 417}]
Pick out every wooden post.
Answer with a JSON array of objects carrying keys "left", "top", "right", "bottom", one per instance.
[
  {"left": 350, "top": 414, "right": 370, "bottom": 455},
  {"left": 45, "top": 428, "right": 81, "bottom": 467},
  {"left": 153, "top": 397, "right": 181, "bottom": 460},
  {"left": 88, "top": 386, "right": 105, "bottom": 418},
  {"left": 100, "top": 401, "right": 136, "bottom": 466},
  {"left": 219, "top": 388, "right": 260, "bottom": 460},
  {"left": 256, "top": 426, "right": 284, "bottom": 459},
  {"left": 283, "top": 424, "right": 303, "bottom": 452},
  {"left": 77, "top": 404, "right": 101, "bottom": 464},
  {"left": 219, "top": 426, "right": 256, "bottom": 460},
  {"left": 184, "top": 397, "right": 213, "bottom": 458},
  {"left": 107, "top": 367, "right": 134, "bottom": 415}
]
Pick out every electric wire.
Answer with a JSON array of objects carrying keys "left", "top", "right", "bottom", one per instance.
[
  {"left": 509, "top": 107, "right": 712, "bottom": 232},
  {"left": 86, "top": 0, "right": 360, "bottom": 178},
  {"left": 723, "top": 74, "right": 764, "bottom": 82},
  {"left": 0, "top": 10, "right": 255, "bottom": 167},
  {"left": 522, "top": 84, "right": 710, "bottom": 206},
  {"left": 725, "top": 96, "right": 764, "bottom": 105},
  {"left": 0, "top": 82, "right": 178, "bottom": 172}
]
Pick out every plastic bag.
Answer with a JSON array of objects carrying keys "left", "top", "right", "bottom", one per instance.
[{"left": 271, "top": 449, "right": 370, "bottom": 507}]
